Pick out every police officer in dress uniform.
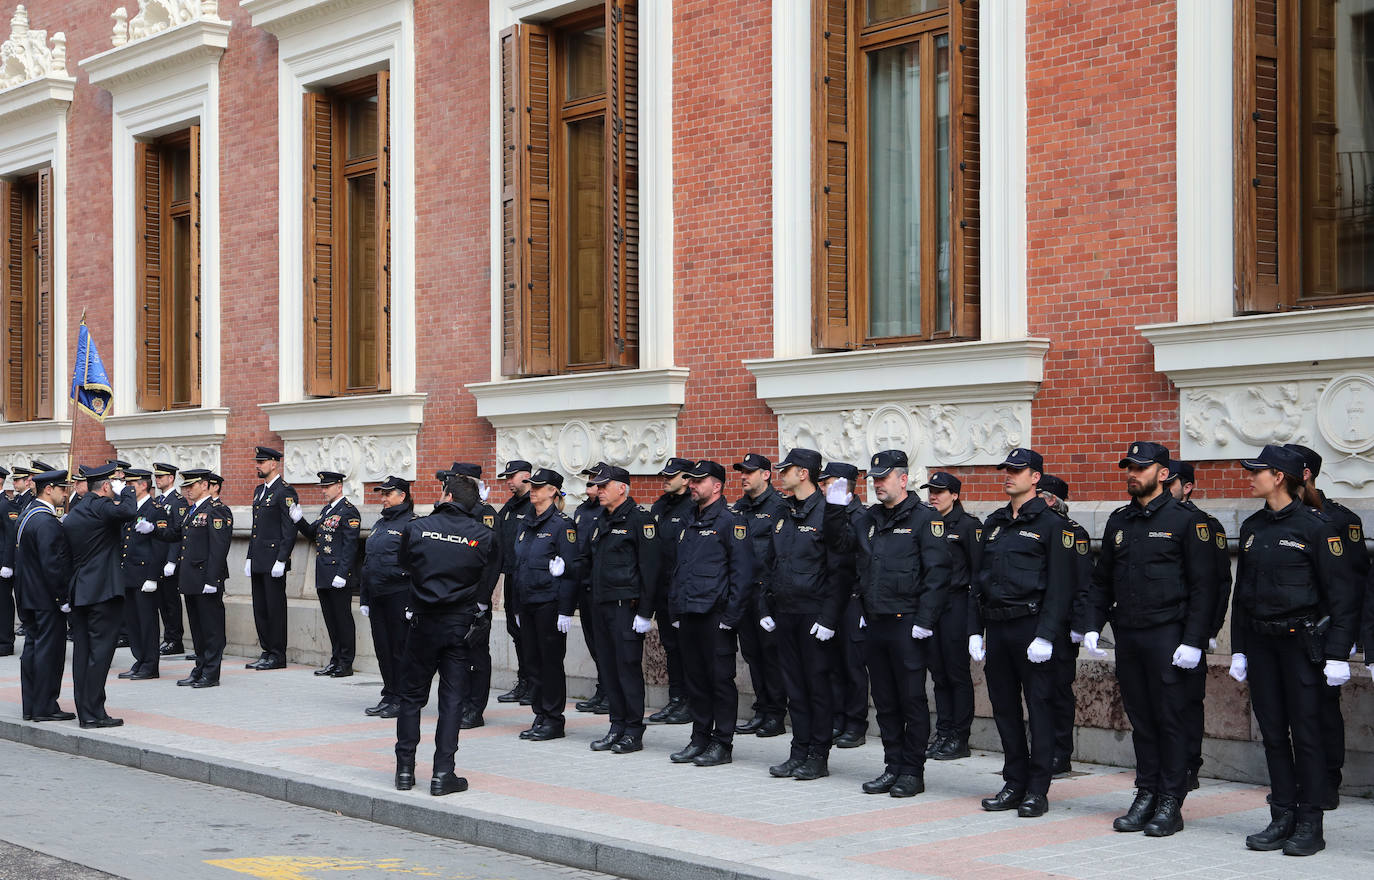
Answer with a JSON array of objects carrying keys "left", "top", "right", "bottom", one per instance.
[
  {"left": 0, "top": 465, "right": 16, "bottom": 656},
  {"left": 118, "top": 469, "right": 165, "bottom": 681},
  {"left": 15, "top": 469, "right": 74, "bottom": 721},
  {"left": 359, "top": 476, "right": 418, "bottom": 719},
  {"left": 152, "top": 462, "right": 189, "bottom": 656},
  {"left": 819, "top": 461, "right": 869, "bottom": 748},
  {"left": 669, "top": 460, "right": 752, "bottom": 767},
  {"left": 496, "top": 459, "right": 535, "bottom": 705},
  {"left": 921, "top": 471, "right": 982, "bottom": 762},
  {"left": 1228, "top": 444, "right": 1360, "bottom": 856},
  {"left": 1038, "top": 474, "right": 1090, "bottom": 777},
  {"left": 647, "top": 457, "right": 695, "bottom": 724},
  {"left": 290, "top": 471, "right": 361, "bottom": 677},
  {"left": 66, "top": 472, "right": 89, "bottom": 514},
  {"left": 970, "top": 447, "right": 1075, "bottom": 818},
  {"left": 731, "top": 453, "right": 788, "bottom": 738},
  {"left": 572, "top": 464, "right": 608, "bottom": 714},
  {"left": 586, "top": 465, "right": 660, "bottom": 753},
  {"left": 140, "top": 469, "right": 233, "bottom": 688},
  {"left": 6, "top": 466, "right": 37, "bottom": 644},
  {"left": 245, "top": 446, "right": 298, "bottom": 669},
  {"left": 394, "top": 471, "right": 500, "bottom": 796},
  {"left": 1083, "top": 443, "right": 1216, "bottom": 837}
]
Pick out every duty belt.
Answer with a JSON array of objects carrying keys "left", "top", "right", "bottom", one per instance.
[
  {"left": 1248, "top": 616, "right": 1312, "bottom": 636},
  {"left": 982, "top": 602, "right": 1039, "bottom": 622}
]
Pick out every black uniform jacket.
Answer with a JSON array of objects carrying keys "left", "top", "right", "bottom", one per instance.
[
  {"left": 941, "top": 501, "right": 984, "bottom": 589},
  {"left": 361, "top": 501, "right": 416, "bottom": 602},
  {"left": 63, "top": 491, "right": 141, "bottom": 606},
  {"left": 670, "top": 496, "right": 752, "bottom": 626},
  {"left": 296, "top": 498, "right": 362, "bottom": 591},
  {"left": 1180, "top": 498, "right": 1233, "bottom": 641},
  {"left": 1087, "top": 492, "right": 1215, "bottom": 648},
  {"left": 1232, "top": 497, "right": 1361, "bottom": 659},
  {"left": 573, "top": 498, "right": 602, "bottom": 592},
  {"left": 972, "top": 496, "right": 1076, "bottom": 642},
  {"left": 732, "top": 486, "right": 787, "bottom": 586},
  {"left": 757, "top": 490, "right": 846, "bottom": 629},
  {"left": 1321, "top": 494, "right": 1371, "bottom": 582},
  {"left": 400, "top": 500, "right": 500, "bottom": 613},
  {"left": 249, "top": 477, "right": 299, "bottom": 574},
  {"left": 152, "top": 497, "right": 233, "bottom": 595},
  {"left": 590, "top": 497, "right": 661, "bottom": 608},
  {"left": 158, "top": 489, "right": 190, "bottom": 568},
  {"left": 650, "top": 490, "right": 693, "bottom": 598},
  {"left": 1, "top": 490, "right": 33, "bottom": 570},
  {"left": 512, "top": 504, "right": 580, "bottom": 613},
  {"left": 14, "top": 502, "right": 71, "bottom": 611},
  {"left": 841, "top": 492, "right": 954, "bottom": 627},
  {"left": 120, "top": 494, "right": 166, "bottom": 588},
  {"left": 1062, "top": 516, "right": 1093, "bottom": 636},
  {"left": 498, "top": 492, "right": 533, "bottom": 576}
]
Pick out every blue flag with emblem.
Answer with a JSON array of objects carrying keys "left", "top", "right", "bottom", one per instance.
[{"left": 69, "top": 321, "right": 113, "bottom": 420}]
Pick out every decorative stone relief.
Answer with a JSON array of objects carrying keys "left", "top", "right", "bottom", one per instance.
[
  {"left": 0, "top": 448, "right": 71, "bottom": 478},
  {"left": 282, "top": 433, "right": 416, "bottom": 498},
  {"left": 114, "top": 443, "right": 220, "bottom": 473},
  {"left": 111, "top": 0, "right": 219, "bottom": 47},
  {"left": 0, "top": 6, "right": 69, "bottom": 89},
  {"left": 777, "top": 402, "right": 1029, "bottom": 469},
  {"left": 495, "top": 418, "right": 675, "bottom": 494}
]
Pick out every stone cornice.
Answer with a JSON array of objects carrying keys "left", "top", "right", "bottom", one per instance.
[
  {"left": 0, "top": 74, "right": 74, "bottom": 125},
  {"left": 103, "top": 407, "right": 229, "bottom": 445},
  {"left": 81, "top": 18, "right": 229, "bottom": 92},
  {"left": 239, "top": 0, "right": 402, "bottom": 39},
  {"left": 467, "top": 367, "right": 689, "bottom": 428},
  {"left": 260, "top": 393, "right": 426, "bottom": 439}
]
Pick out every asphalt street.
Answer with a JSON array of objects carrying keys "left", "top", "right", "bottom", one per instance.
[{"left": 0, "top": 739, "right": 620, "bottom": 880}]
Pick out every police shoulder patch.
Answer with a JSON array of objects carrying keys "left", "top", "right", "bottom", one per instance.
[
  {"left": 1062, "top": 529, "right": 1074, "bottom": 548},
  {"left": 566, "top": 529, "right": 577, "bottom": 544},
  {"left": 1215, "top": 530, "right": 1226, "bottom": 550},
  {"left": 734, "top": 524, "right": 746, "bottom": 540},
  {"left": 1195, "top": 523, "right": 1210, "bottom": 542},
  {"left": 1328, "top": 536, "right": 1343, "bottom": 557},
  {"left": 483, "top": 514, "right": 495, "bottom": 528},
  {"left": 931, "top": 520, "right": 945, "bottom": 537},
  {"left": 643, "top": 524, "right": 656, "bottom": 539},
  {"left": 212, "top": 517, "right": 224, "bottom": 529},
  {"left": 348, "top": 518, "right": 360, "bottom": 528},
  {"left": 1076, "top": 538, "right": 1088, "bottom": 556},
  {"left": 975, "top": 528, "right": 983, "bottom": 542},
  {"left": 1350, "top": 525, "right": 1363, "bottom": 543}
]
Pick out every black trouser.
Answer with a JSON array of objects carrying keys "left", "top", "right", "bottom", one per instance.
[
  {"left": 369, "top": 590, "right": 410, "bottom": 705},
  {"left": 577, "top": 587, "right": 604, "bottom": 692},
  {"left": 596, "top": 600, "right": 646, "bottom": 736},
  {"left": 185, "top": 590, "right": 226, "bottom": 683},
  {"left": 123, "top": 583, "right": 161, "bottom": 675},
  {"left": 1246, "top": 629, "right": 1325, "bottom": 819},
  {"left": 316, "top": 586, "right": 356, "bottom": 667},
  {"left": 653, "top": 589, "right": 685, "bottom": 700},
  {"left": 18, "top": 607, "right": 65, "bottom": 717},
  {"left": 738, "top": 602, "right": 785, "bottom": 719},
  {"left": 865, "top": 614, "right": 930, "bottom": 776},
  {"left": 1051, "top": 635, "right": 1079, "bottom": 763},
  {"left": 70, "top": 597, "right": 124, "bottom": 723},
  {"left": 464, "top": 610, "right": 491, "bottom": 714},
  {"left": 678, "top": 609, "right": 737, "bottom": 747},
  {"left": 1319, "top": 683, "right": 1344, "bottom": 799},
  {"left": 395, "top": 611, "right": 472, "bottom": 776},
  {"left": 503, "top": 577, "right": 530, "bottom": 682},
  {"left": 524, "top": 599, "right": 566, "bottom": 726},
  {"left": 250, "top": 572, "right": 288, "bottom": 662},
  {"left": 0, "top": 574, "right": 15, "bottom": 650},
  {"left": 157, "top": 573, "right": 184, "bottom": 643},
  {"left": 1185, "top": 659, "right": 1207, "bottom": 776},
  {"left": 930, "top": 589, "right": 974, "bottom": 741},
  {"left": 777, "top": 612, "right": 833, "bottom": 761},
  {"left": 984, "top": 615, "right": 1057, "bottom": 796},
  {"left": 830, "top": 595, "right": 868, "bottom": 735},
  {"left": 1115, "top": 622, "right": 1192, "bottom": 799}
]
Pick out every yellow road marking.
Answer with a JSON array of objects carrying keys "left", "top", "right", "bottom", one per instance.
[{"left": 206, "top": 856, "right": 465, "bottom": 879}]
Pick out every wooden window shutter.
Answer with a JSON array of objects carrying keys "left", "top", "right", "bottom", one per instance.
[
  {"left": 34, "top": 167, "right": 52, "bottom": 420},
  {"left": 812, "top": 0, "right": 852, "bottom": 350},
  {"left": 500, "top": 24, "right": 555, "bottom": 377},
  {"left": 2, "top": 180, "right": 27, "bottom": 422},
  {"left": 135, "top": 141, "right": 166, "bottom": 411},
  {"left": 1300, "top": 3, "right": 1337, "bottom": 298},
  {"left": 188, "top": 124, "right": 203, "bottom": 406},
  {"left": 951, "top": 0, "right": 980, "bottom": 338},
  {"left": 304, "top": 90, "right": 339, "bottom": 395},
  {"left": 376, "top": 69, "right": 392, "bottom": 392},
  {"left": 605, "top": 0, "right": 639, "bottom": 369}
]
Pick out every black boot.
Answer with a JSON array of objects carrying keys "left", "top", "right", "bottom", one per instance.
[
  {"left": 1282, "top": 813, "right": 1325, "bottom": 856},
  {"left": 610, "top": 732, "right": 643, "bottom": 754},
  {"left": 1245, "top": 805, "right": 1296, "bottom": 851},
  {"left": 1143, "top": 794, "right": 1184, "bottom": 837},
  {"left": 662, "top": 699, "right": 692, "bottom": 724},
  {"left": 575, "top": 687, "right": 604, "bottom": 712},
  {"left": 981, "top": 784, "right": 1026, "bottom": 812},
  {"left": 692, "top": 741, "right": 732, "bottom": 767},
  {"left": 1186, "top": 768, "right": 1200, "bottom": 791},
  {"left": 930, "top": 736, "right": 970, "bottom": 761},
  {"left": 670, "top": 742, "right": 706, "bottom": 764},
  {"left": 889, "top": 774, "right": 924, "bottom": 798},
  {"left": 460, "top": 707, "right": 484, "bottom": 729},
  {"left": 755, "top": 716, "right": 786, "bottom": 737},
  {"left": 590, "top": 731, "right": 620, "bottom": 752},
  {"left": 793, "top": 755, "right": 830, "bottom": 781},
  {"left": 735, "top": 712, "right": 765, "bottom": 734},
  {"left": 649, "top": 696, "right": 685, "bottom": 723},
  {"left": 395, "top": 762, "right": 415, "bottom": 791},
  {"left": 430, "top": 772, "right": 469, "bottom": 796},
  {"left": 862, "top": 771, "right": 898, "bottom": 794},
  {"left": 769, "top": 756, "right": 805, "bottom": 778},
  {"left": 497, "top": 678, "right": 527, "bottom": 703},
  {"left": 1113, "top": 789, "right": 1158, "bottom": 833},
  {"left": 834, "top": 729, "right": 866, "bottom": 749}
]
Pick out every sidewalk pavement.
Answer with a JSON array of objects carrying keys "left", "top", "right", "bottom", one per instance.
[{"left": 1, "top": 641, "right": 1370, "bottom": 880}]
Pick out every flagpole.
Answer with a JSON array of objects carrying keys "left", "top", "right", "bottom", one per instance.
[{"left": 66, "top": 310, "right": 86, "bottom": 479}]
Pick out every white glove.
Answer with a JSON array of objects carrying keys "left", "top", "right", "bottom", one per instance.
[
  {"left": 270, "top": 560, "right": 286, "bottom": 578},
  {"left": 163, "top": 562, "right": 176, "bottom": 576},
  {"left": 1027, "top": 637, "right": 1053, "bottom": 663},
  {"left": 858, "top": 616, "right": 866, "bottom": 629},
  {"left": 331, "top": 575, "right": 347, "bottom": 588},
  {"left": 405, "top": 609, "right": 414, "bottom": 620},
  {"left": 1350, "top": 644, "right": 1358, "bottom": 659},
  {"left": 111, "top": 480, "right": 126, "bottom": 494},
  {"left": 1172, "top": 644, "right": 1202, "bottom": 670},
  {"left": 718, "top": 622, "right": 732, "bottom": 631},
  {"left": 1208, "top": 638, "right": 1218, "bottom": 652},
  {"left": 1367, "top": 663, "right": 1374, "bottom": 679},
  {"left": 360, "top": 605, "right": 370, "bottom": 618},
  {"left": 244, "top": 559, "right": 253, "bottom": 577},
  {"left": 911, "top": 625, "right": 933, "bottom": 639},
  {"left": 813, "top": 622, "right": 836, "bottom": 642},
  {"left": 59, "top": 603, "right": 71, "bottom": 613},
  {"left": 968, "top": 634, "right": 985, "bottom": 662},
  {"left": 1228, "top": 653, "right": 1247, "bottom": 682},
  {"left": 203, "top": 584, "right": 218, "bottom": 594},
  {"left": 632, "top": 615, "right": 652, "bottom": 634},
  {"left": 0, "top": 566, "right": 12, "bottom": 578},
  {"left": 824, "top": 477, "right": 852, "bottom": 505},
  {"left": 671, "top": 620, "right": 680, "bottom": 629},
  {"left": 759, "top": 616, "right": 776, "bottom": 632},
  {"left": 134, "top": 519, "right": 155, "bottom": 534},
  {"left": 1083, "top": 631, "right": 1107, "bottom": 657},
  {"left": 1324, "top": 659, "right": 1351, "bottom": 687},
  {"left": 1070, "top": 630, "right": 1084, "bottom": 644},
  {"left": 478, "top": 603, "right": 489, "bottom": 613},
  {"left": 557, "top": 614, "right": 572, "bottom": 634},
  {"left": 141, "top": 580, "right": 158, "bottom": 593},
  {"left": 478, "top": 481, "right": 490, "bottom": 502},
  {"left": 514, "top": 614, "right": 520, "bottom": 627},
  {"left": 288, "top": 503, "right": 303, "bottom": 523},
  {"left": 549, "top": 556, "right": 565, "bottom": 576}
]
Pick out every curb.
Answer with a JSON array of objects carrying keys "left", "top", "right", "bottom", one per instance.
[{"left": 0, "top": 718, "right": 804, "bottom": 880}]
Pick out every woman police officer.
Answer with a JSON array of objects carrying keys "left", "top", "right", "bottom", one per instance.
[{"left": 358, "top": 476, "right": 417, "bottom": 718}]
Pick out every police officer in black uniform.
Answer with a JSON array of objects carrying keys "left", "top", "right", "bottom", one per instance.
[
  {"left": 1228, "top": 444, "right": 1360, "bottom": 856},
  {"left": 819, "top": 461, "right": 868, "bottom": 748},
  {"left": 359, "top": 476, "right": 418, "bottom": 718},
  {"left": 970, "top": 447, "right": 1074, "bottom": 818},
  {"left": 669, "top": 460, "right": 752, "bottom": 767},
  {"left": 0, "top": 465, "right": 16, "bottom": 656},
  {"left": 118, "top": 468, "right": 165, "bottom": 681},
  {"left": 572, "top": 464, "right": 608, "bottom": 714},
  {"left": 586, "top": 465, "right": 660, "bottom": 753},
  {"left": 921, "top": 471, "right": 981, "bottom": 762},
  {"left": 496, "top": 459, "right": 535, "bottom": 704},
  {"left": 1037, "top": 474, "right": 1090, "bottom": 777},
  {"left": 15, "top": 469, "right": 74, "bottom": 721},
  {"left": 394, "top": 471, "right": 500, "bottom": 796},
  {"left": 647, "top": 457, "right": 695, "bottom": 724},
  {"left": 152, "top": 462, "right": 189, "bottom": 656},
  {"left": 290, "top": 471, "right": 361, "bottom": 677},
  {"left": 246, "top": 446, "right": 298, "bottom": 670},
  {"left": 1083, "top": 443, "right": 1215, "bottom": 837},
  {"left": 731, "top": 453, "right": 788, "bottom": 738}
]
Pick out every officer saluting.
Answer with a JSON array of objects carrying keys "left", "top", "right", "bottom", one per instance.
[
  {"left": 15, "top": 469, "right": 74, "bottom": 721},
  {"left": 245, "top": 446, "right": 298, "bottom": 670},
  {"left": 290, "top": 471, "right": 361, "bottom": 678},
  {"left": 118, "top": 468, "right": 165, "bottom": 681}
]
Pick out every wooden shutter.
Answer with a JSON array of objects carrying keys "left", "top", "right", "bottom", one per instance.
[
  {"left": 304, "top": 90, "right": 339, "bottom": 395},
  {"left": 2, "top": 180, "right": 26, "bottom": 421},
  {"left": 135, "top": 141, "right": 166, "bottom": 411},
  {"left": 1234, "top": 0, "right": 1297, "bottom": 313},
  {"left": 188, "top": 125, "right": 203, "bottom": 407},
  {"left": 812, "top": 0, "right": 852, "bottom": 350},
  {"left": 1300, "top": 2, "right": 1337, "bottom": 299},
  {"left": 951, "top": 0, "right": 980, "bottom": 338},
  {"left": 376, "top": 70, "right": 392, "bottom": 392},
  {"left": 500, "top": 24, "right": 555, "bottom": 377},
  {"left": 605, "top": 0, "right": 639, "bottom": 369},
  {"left": 34, "top": 167, "right": 52, "bottom": 420}
]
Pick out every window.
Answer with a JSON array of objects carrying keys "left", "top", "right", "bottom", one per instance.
[
  {"left": 136, "top": 128, "right": 202, "bottom": 411},
  {"left": 500, "top": 1, "right": 638, "bottom": 377},
  {"left": 1236, "top": 0, "right": 1374, "bottom": 311},
  {"left": 1, "top": 169, "right": 54, "bottom": 422},
  {"left": 813, "top": 0, "right": 978, "bottom": 349},
  {"left": 304, "top": 71, "right": 391, "bottom": 396}
]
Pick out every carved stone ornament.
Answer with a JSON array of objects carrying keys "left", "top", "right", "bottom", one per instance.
[
  {"left": 777, "top": 402, "right": 1029, "bottom": 470},
  {"left": 495, "top": 418, "right": 674, "bottom": 494},
  {"left": 282, "top": 433, "right": 416, "bottom": 498},
  {"left": 0, "top": 448, "right": 72, "bottom": 478},
  {"left": 0, "top": 6, "right": 69, "bottom": 90},
  {"left": 115, "top": 443, "right": 221, "bottom": 473},
  {"left": 111, "top": 0, "right": 219, "bottom": 47}
]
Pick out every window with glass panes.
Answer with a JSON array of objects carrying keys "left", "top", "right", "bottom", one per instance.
[{"left": 1, "top": 168, "right": 54, "bottom": 422}]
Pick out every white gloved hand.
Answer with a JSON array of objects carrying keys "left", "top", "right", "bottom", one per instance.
[
  {"left": 1083, "top": 631, "right": 1107, "bottom": 657},
  {"left": 1208, "top": 638, "right": 1218, "bottom": 652},
  {"left": 813, "top": 622, "right": 836, "bottom": 642},
  {"left": 1324, "top": 659, "right": 1351, "bottom": 687},
  {"left": 513, "top": 614, "right": 520, "bottom": 627},
  {"left": 331, "top": 575, "right": 347, "bottom": 588},
  {"left": 556, "top": 614, "right": 572, "bottom": 634},
  {"left": 59, "top": 603, "right": 71, "bottom": 613},
  {"left": 632, "top": 615, "right": 652, "bottom": 634},
  {"left": 477, "top": 603, "right": 490, "bottom": 613},
  {"left": 244, "top": 559, "right": 253, "bottom": 577},
  {"left": 718, "top": 622, "right": 732, "bottom": 631},
  {"left": 1172, "top": 644, "right": 1202, "bottom": 669},
  {"left": 0, "top": 566, "right": 12, "bottom": 578},
  {"left": 911, "top": 625, "right": 933, "bottom": 639},
  {"left": 1350, "top": 644, "right": 1358, "bottom": 659},
  {"left": 759, "top": 616, "right": 776, "bottom": 632},
  {"left": 288, "top": 503, "right": 303, "bottom": 523},
  {"left": 134, "top": 519, "right": 155, "bottom": 534},
  {"left": 1070, "top": 630, "right": 1084, "bottom": 644},
  {"left": 671, "top": 620, "right": 680, "bottom": 629},
  {"left": 1367, "top": 663, "right": 1374, "bottom": 679},
  {"left": 141, "top": 580, "right": 158, "bottom": 593},
  {"left": 478, "top": 481, "right": 490, "bottom": 502},
  {"left": 549, "top": 555, "right": 566, "bottom": 577},
  {"left": 163, "top": 562, "right": 176, "bottom": 577},
  {"left": 1027, "top": 637, "right": 1053, "bottom": 663},
  {"left": 270, "top": 560, "right": 286, "bottom": 578},
  {"left": 1228, "top": 653, "right": 1247, "bottom": 682},
  {"left": 405, "top": 609, "right": 414, "bottom": 620},
  {"left": 858, "top": 616, "right": 866, "bottom": 629},
  {"left": 359, "top": 605, "right": 370, "bottom": 618},
  {"left": 111, "top": 480, "right": 126, "bottom": 494},
  {"left": 968, "top": 634, "right": 985, "bottom": 662},
  {"left": 203, "top": 584, "right": 218, "bottom": 594},
  {"left": 824, "top": 477, "right": 852, "bottom": 505}
]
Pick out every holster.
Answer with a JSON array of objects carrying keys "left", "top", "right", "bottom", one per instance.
[{"left": 1301, "top": 615, "right": 1330, "bottom": 666}]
